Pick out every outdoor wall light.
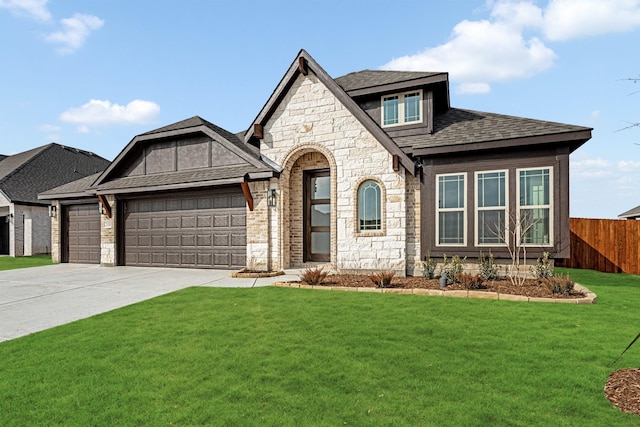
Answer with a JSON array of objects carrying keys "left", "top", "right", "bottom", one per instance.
[
  {"left": 48, "top": 205, "right": 57, "bottom": 218},
  {"left": 5, "top": 213, "right": 13, "bottom": 223},
  {"left": 98, "top": 202, "right": 106, "bottom": 215},
  {"left": 267, "top": 188, "right": 277, "bottom": 207}
]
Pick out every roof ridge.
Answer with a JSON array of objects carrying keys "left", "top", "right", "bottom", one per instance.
[{"left": 0, "top": 143, "right": 55, "bottom": 185}]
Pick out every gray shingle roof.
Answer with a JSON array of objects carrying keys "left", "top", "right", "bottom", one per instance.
[
  {"left": 144, "top": 116, "right": 261, "bottom": 159},
  {"left": 95, "top": 164, "right": 271, "bottom": 193},
  {"left": 335, "top": 70, "right": 443, "bottom": 92},
  {"left": 619, "top": 205, "right": 640, "bottom": 219},
  {"left": 1, "top": 144, "right": 110, "bottom": 204},
  {"left": 38, "top": 173, "right": 101, "bottom": 199},
  {"left": 393, "top": 108, "right": 592, "bottom": 154}
]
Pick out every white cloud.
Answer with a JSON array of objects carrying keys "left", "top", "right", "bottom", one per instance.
[
  {"left": 381, "top": 0, "right": 640, "bottom": 93},
  {"left": 381, "top": 4, "right": 556, "bottom": 92},
  {"left": 38, "top": 123, "right": 62, "bottom": 141},
  {"left": 60, "top": 99, "right": 160, "bottom": 130},
  {"left": 45, "top": 13, "right": 104, "bottom": 54},
  {"left": 457, "top": 82, "right": 492, "bottom": 95},
  {"left": 570, "top": 150, "right": 640, "bottom": 217},
  {"left": 0, "top": 0, "right": 51, "bottom": 22},
  {"left": 543, "top": 0, "right": 640, "bottom": 41}
]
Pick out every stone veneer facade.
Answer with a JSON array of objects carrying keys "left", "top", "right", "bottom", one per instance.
[
  {"left": 100, "top": 195, "right": 117, "bottom": 266},
  {"left": 246, "top": 73, "right": 421, "bottom": 276}
]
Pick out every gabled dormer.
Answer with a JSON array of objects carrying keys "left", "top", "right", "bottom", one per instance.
[{"left": 334, "top": 70, "right": 449, "bottom": 138}]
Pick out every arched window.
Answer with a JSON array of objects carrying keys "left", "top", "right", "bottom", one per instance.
[{"left": 358, "top": 180, "right": 381, "bottom": 231}]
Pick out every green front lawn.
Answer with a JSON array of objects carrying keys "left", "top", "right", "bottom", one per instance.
[
  {"left": 0, "top": 268, "right": 639, "bottom": 425},
  {"left": 0, "top": 254, "right": 52, "bottom": 271}
]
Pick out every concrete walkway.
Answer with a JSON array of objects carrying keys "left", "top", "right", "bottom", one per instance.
[{"left": 0, "top": 264, "right": 300, "bottom": 342}]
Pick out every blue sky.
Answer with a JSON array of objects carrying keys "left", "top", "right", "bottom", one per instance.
[{"left": 1, "top": 0, "right": 639, "bottom": 218}]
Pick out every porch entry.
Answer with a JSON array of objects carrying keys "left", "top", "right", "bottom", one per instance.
[{"left": 304, "top": 169, "right": 330, "bottom": 262}]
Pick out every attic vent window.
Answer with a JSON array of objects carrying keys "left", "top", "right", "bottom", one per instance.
[{"left": 382, "top": 90, "right": 422, "bottom": 127}]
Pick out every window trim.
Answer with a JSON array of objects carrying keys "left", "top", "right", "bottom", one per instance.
[
  {"left": 516, "top": 166, "right": 553, "bottom": 247},
  {"left": 474, "top": 170, "right": 509, "bottom": 247},
  {"left": 436, "top": 172, "right": 467, "bottom": 247},
  {"left": 355, "top": 178, "right": 385, "bottom": 236},
  {"left": 381, "top": 89, "right": 423, "bottom": 128},
  {"left": 357, "top": 180, "right": 382, "bottom": 233}
]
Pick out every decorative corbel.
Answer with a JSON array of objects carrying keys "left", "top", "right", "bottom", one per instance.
[
  {"left": 97, "top": 194, "right": 112, "bottom": 219},
  {"left": 240, "top": 181, "right": 254, "bottom": 212}
]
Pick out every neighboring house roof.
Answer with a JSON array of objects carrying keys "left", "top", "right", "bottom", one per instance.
[
  {"left": 394, "top": 108, "right": 592, "bottom": 156},
  {"left": 0, "top": 143, "right": 109, "bottom": 205},
  {"left": 619, "top": 205, "right": 640, "bottom": 219},
  {"left": 0, "top": 154, "right": 7, "bottom": 162}
]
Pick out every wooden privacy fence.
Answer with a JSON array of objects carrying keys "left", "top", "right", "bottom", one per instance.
[{"left": 558, "top": 217, "right": 640, "bottom": 274}]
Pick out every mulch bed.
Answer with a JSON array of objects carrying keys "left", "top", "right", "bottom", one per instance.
[
  {"left": 605, "top": 369, "right": 640, "bottom": 416},
  {"left": 313, "top": 274, "right": 585, "bottom": 299}
]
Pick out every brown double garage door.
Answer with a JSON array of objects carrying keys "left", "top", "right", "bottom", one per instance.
[{"left": 122, "top": 189, "right": 246, "bottom": 269}]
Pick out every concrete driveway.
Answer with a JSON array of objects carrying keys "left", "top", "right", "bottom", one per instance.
[{"left": 0, "top": 264, "right": 297, "bottom": 342}]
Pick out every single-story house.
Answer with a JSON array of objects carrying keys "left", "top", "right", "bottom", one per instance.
[
  {"left": 40, "top": 50, "right": 591, "bottom": 274},
  {"left": 619, "top": 205, "right": 640, "bottom": 219},
  {"left": 0, "top": 143, "right": 110, "bottom": 256}
]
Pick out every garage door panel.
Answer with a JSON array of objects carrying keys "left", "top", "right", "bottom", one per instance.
[
  {"left": 214, "top": 234, "right": 229, "bottom": 247},
  {"left": 166, "top": 235, "right": 180, "bottom": 246},
  {"left": 124, "top": 189, "right": 246, "bottom": 269},
  {"left": 232, "top": 214, "right": 246, "bottom": 227},
  {"left": 197, "top": 234, "right": 212, "bottom": 246},
  {"left": 166, "top": 217, "right": 180, "bottom": 228},
  {"left": 232, "top": 234, "right": 246, "bottom": 246},
  {"left": 151, "top": 235, "right": 165, "bottom": 246},
  {"left": 197, "top": 215, "right": 212, "bottom": 227},
  {"left": 214, "top": 215, "right": 229, "bottom": 227}
]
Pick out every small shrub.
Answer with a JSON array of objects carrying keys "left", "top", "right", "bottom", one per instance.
[
  {"left": 300, "top": 267, "right": 328, "bottom": 286},
  {"left": 368, "top": 271, "right": 396, "bottom": 288},
  {"left": 442, "top": 254, "right": 466, "bottom": 283},
  {"left": 479, "top": 250, "right": 499, "bottom": 281},
  {"left": 456, "top": 273, "right": 486, "bottom": 290},
  {"left": 541, "top": 274, "right": 575, "bottom": 295},
  {"left": 422, "top": 253, "right": 437, "bottom": 279},
  {"left": 531, "top": 251, "right": 554, "bottom": 279}
]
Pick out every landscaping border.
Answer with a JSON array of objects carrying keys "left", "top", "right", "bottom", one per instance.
[{"left": 271, "top": 282, "right": 597, "bottom": 304}]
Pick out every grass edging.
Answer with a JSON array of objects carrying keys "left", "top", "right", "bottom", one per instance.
[{"left": 272, "top": 282, "right": 597, "bottom": 304}]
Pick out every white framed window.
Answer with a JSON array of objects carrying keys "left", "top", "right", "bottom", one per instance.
[
  {"left": 517, "top": 167, "right": 552, "bottom": 246},
  {"left": 475, "top": 170, "right": 508, "bottom": 246},
  {"left": 381, "top": 90, "right": 423, "bottom": 127},
  {"left": 436, "top": 173, "right": 466, "bottom": 246},
  {"left": 358, "top": 180, "right": 382, "bottom": 231}
]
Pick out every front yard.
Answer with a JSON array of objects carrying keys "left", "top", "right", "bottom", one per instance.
[{"left": 0, "top": 267, "right": 639, "bottom": 425}]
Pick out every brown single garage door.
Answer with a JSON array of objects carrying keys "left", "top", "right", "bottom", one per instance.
[
  {"left": 66, "top": 203, "right": 101, "bottom": 264},
  {"left": 123, "top": 189, "right": 246, "bottom": 269}
]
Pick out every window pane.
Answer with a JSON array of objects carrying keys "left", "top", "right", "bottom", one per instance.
[
  {"left": 404, "top": 93, "right": 420, "bottom": 122},
  {"left": 521, "top": 208, "right": 550, "bottom": 244},
  {"left": 478, "top": 210, "right": 504, "bottom": 244},
  {"left": 358, "top": 181, "right": 381, "bottom": 231},
  {"left": 311, "top": 232, "right": 330, "bottom": 254},
  {"left": 478, "top": 172, "right": 505, "bottom": 207},
  {"left": 311, "top": 176, "right": 330, "bottom": 200},
  {"left": 383, "top": 96, "right": 398, "bottom": 125},
  {"left": 520, "top": 169, "right": 549, "bottom": 206},
  {"left": 439, "top": 175, "right": 464, "bottom": 209},
  {"left": 311, "top": 204, "right": 330, "bottom": 227},
  {"left": 439, "top": 211, "right": 464, "bottom": 244}
]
